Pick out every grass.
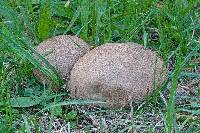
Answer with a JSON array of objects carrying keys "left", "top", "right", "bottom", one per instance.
[{"left": 0, "top": 0, "right": 200, "bottom": 132}]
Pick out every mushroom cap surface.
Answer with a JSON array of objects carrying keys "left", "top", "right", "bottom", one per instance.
[
  {"left": 69, "top": 43, "right": 165, "bottom": 108},
  {"left": 33, "top": 35, "right": 91, "bottom": 88}
]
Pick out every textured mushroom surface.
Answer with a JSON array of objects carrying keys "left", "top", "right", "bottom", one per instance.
[
  {"left": 69, "top": 43, "right": 165, "bottom": 108},
  {"left": 33, "top": 35, "right": 91, "bottom": 87}
]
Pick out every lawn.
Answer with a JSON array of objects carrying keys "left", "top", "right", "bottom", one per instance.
[{"left": 0, "top": 0, "right": 200, "bottom": 132}]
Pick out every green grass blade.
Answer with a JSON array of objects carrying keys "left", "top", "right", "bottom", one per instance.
[
  {"left": 38, "top": 100, "right": 105, "bottom": 113},
  {"left": 37, "top": 0, "right": 51, "bottom": 40},
  {"left": 64, "top": 7, "right": 81, "bottom": 34},
  {"left": 0, "top": 29, "right": 63, "bottom": 86},
  {"left": 166, "top": 52, "right": 183, "bottom": 133},
  {"left": 22, "top": 115, "right": 31, "bottom": 133},
  {"left": 80, "top": 0, "right": 90, "bottom": 40},
  {"left": 180, "top": 72, "right": 200, "bottom": 78}
]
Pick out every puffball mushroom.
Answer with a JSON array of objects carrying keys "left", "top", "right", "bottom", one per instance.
[
  {"left": 68, "top": 43, "right": 165, "bottom": 108},
  {"left": 33, "top": 35, "right": 91, "bottom": 89}
]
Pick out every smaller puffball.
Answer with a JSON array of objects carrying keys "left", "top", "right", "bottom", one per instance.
[{"left": 33, "top": 35, "right": 91, "bottom": 89}]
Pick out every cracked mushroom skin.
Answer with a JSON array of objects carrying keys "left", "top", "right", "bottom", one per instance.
[
  {"left": 33, "top": 35, "right": 92, "bottom": 89},
  {"left": 68, "top": 43, "right": 165, "bottom": 108}
]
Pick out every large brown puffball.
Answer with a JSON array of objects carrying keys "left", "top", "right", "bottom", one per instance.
[
  {"left": 68, "top": 43, "right": 165, "bottom": 108},
  {"left": 33, "top": 35, "right": 91, "bottom": 88}
]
